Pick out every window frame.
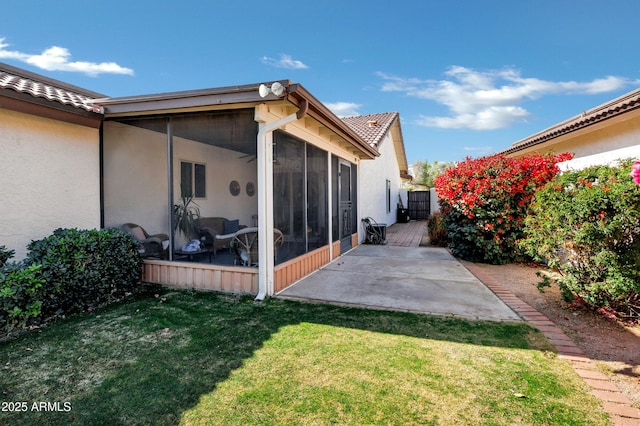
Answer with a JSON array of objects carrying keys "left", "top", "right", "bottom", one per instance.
[
  {"left": 386, "top": 179, "right": 391, "bottom": 213},
  {"left": 180, "top": 160, "right": 206, "bottom": 199}
]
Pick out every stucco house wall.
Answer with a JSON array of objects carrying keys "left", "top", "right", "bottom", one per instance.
[
  {"left": 102, "top": 122, "right": 169, "bottom": 237},
  {"left": 0, "top": 107, "right": 100, "bottom": 259},
  {"left": 359, "top": 130, "right": 402, "bottom": 226},
  {"left": 503, "top": 89, "right": 640, "bottom": 171}
]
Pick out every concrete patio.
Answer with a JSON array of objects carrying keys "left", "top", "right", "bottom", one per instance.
[{"left": 277, "top": 244, "right": 521, "bottom": 322}]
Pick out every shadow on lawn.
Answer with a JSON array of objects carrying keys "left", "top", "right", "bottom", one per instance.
[{"left": 0, "top": 288, "right": 546, "bottom": 425}]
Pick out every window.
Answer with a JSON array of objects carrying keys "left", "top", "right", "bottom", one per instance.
[
  {"left": 180, "top": 161, "right": 206, "bottom": 198},
  {"left": 386, "top": 179, "right": 391, "bottom": 213}
]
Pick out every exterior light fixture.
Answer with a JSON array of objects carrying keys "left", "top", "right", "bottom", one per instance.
[{"left": 259, "top": 82, "right": 286, "bottom": 98}]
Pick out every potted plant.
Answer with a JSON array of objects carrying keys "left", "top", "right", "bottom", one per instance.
[{"left": 173, "top": 194, "right": 201, "bottom": 240}]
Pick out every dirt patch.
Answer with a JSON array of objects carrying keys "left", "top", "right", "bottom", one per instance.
[{"left": 468, "top": 262, "right": 640, "bottom": 408}]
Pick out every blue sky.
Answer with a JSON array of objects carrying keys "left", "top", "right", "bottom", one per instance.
[{"left": 2, "top": 0, "right": 639, "bottom": 164}]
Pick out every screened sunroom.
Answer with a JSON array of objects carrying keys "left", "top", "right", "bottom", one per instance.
[{"left": 99, "top": 81, "right": 376, "bottom": 297}]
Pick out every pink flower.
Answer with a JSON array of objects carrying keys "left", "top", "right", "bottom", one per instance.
[{"left": 631, "top": 160, "right": 640, "bottom": 185}]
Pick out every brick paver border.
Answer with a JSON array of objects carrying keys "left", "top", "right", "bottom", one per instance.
[{"left": 463, "top": 262, "right": 640, "bottom": 426}]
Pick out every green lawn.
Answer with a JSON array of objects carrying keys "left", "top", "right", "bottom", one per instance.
[{"left": 0, "top": 288, "right": 610, "bottom": 425}]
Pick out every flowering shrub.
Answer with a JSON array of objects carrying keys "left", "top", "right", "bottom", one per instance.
[
  {"left": 521, "top": 160, "right": 640, "bottom": 321},
  {"left": 631, "top": 160, "right": 640, "bottom": 185},
  {"left": 435, "top": 152, "right": 571, "bottom": 264}
]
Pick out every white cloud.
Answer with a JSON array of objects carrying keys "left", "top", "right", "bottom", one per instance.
[
  {"left": 378, "top": 67, "right": 634, "bottom": 130},
  {"left": 417, "top": 106, "right": 530, "bottom": 130},
  {"left": 464, "top": 145, "right": 493, "bottom": 152},
  {"left": 325, "top": 101, "right": 362, "bottom": 117},
  {"left": 261, "top": 54, "right": 309, "bottom": 70},
  {"left": 0, "top": 38, "right": 133, "bottom": 76}
]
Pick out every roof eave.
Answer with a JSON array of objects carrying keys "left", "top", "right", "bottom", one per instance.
[
  {"left": 0, "top": 88, "right": 103, "bottom": 128},
  {"left": 98, "top": 80, "right": 378, "bottom": 159},
  {"left": 286, "top": 84, "right": 379, "bottom": 160},
  {"left": 388, "top": 114, "right": 409, "bottom": 174},
  {"left": 99, "top": 81, "right": 293, "bottom": 116},
  {"left": 502, "top": 87, "right": 640, "bottom": 156}
]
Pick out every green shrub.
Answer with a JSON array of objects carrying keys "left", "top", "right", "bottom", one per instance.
[
  {"left": 521, "top": 161, "right": 640, "bottom": 320},
  {"left": 434, "top": 153, "right": 571, "bottom": 264},
  {"left": 427, "top": 213, "right": 448, "bottom": 247},
  {"left": 0, "top": 245, "right": 15, "bottom": 268},
  {"left": 25, "top": 228, "right": 142, "bottom": 317},
  {"left": 0, "top": 262, "right": 44, "bottom": 331}
]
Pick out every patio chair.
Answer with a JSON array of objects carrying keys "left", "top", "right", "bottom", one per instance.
[
  {"left": 121, "top": 223, "right": 169, "bottom": 259},
  {"left": 231, "top": 227, "right": 284, "bottom": 267},
  {"left": 197, "top": 217, "right": 247, "bottom": 257}
]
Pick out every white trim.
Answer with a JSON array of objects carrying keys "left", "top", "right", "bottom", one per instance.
[{"left": 255, "top": 108, "right": 300, "bottom": 300}]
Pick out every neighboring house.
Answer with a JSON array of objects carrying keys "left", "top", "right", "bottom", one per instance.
[
  {"left": 501, "top": 88, "right": 640, "bottom": 170},
  {"left": 342, "top": 112, "right": 411, "bottom": 231},
  {"left": 0, "top": 63, "right": 104, "bottom": 259},
  {"left": 1, "top": 62, "right": 394, "bottom": 299}
]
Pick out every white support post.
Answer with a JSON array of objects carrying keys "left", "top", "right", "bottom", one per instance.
[
  {"left": 327, "top": 152, "right": 333, "bottom": 260},
  {"left": 255, "top": 108, "right": 299, "bottom": 300}
]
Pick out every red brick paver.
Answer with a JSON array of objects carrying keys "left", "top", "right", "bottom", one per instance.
[{"left": 463, "top": 262, "right": 640, "bottom": 426}]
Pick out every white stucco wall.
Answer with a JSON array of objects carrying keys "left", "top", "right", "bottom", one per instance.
[
  {"left": 512, "top": 113, "right": 640, "bottom": 170},
  {"left": 359, "top": 132, "right": 402, "bottom": 230},
  {"left": 173, "top": 136, "right": 258, "bottom": 229},
  {"left": 430, "top": 187, "right": 440, "bottom": 214},
  {"left": 558, "top": 144, "right": 640, "bottom": 171},
  {"left": 103, "top": 121, "right": 258, "bottom": 246},
  {"left": 103, "top": 122, "right": 169, "bottom": 236},
  {"left": 553, "top": 115, "right": 640, "bottom": 159},
  {"left": 0, "top": 108, "right": 100, "bottom": 260}
]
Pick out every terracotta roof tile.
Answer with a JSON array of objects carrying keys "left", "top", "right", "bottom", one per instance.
[
  {"left": 341, "top": 112, "right": 399, "bottom": 148},
  {"left": 0, "top": 66, "right": 103, "bottom": 114}
]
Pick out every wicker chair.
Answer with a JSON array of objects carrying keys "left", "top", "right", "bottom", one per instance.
[
  {"left": 197, "top": 217, "right": 247, "bottom": 257},
  {"left": 121, "top": 223, "right": 169, "bottom": 259},
  {"left": 231, "top": 227, "right": 284, "bottom": 267}
]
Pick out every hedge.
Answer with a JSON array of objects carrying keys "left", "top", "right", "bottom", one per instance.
[
  {"left": 521, "top": 160, "right": 640, "bottom": 320},
  {"left": 1, "top": 228, "right": 142, "bottom": 333}
]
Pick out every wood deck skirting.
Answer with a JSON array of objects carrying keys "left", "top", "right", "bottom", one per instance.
[
  {"left": 351, "top": 232, "right": 359, "bottom": 249},
  {"left": 274, "top": 245, "right": 332, "bottom": 293},
  {"left": 141, "top": 225, "right": 422, "bottom": 296},
  {"left": 142, "top": 241, "right": 346, "bottom": 295},
  {"left": 332, "top": 240, "right": 341, "bottom": 259},
  {"left": 142, "top": 259, "right": 258, "bottom": 293}
]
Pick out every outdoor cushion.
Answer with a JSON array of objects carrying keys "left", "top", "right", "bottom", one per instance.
[
  {"left": 223, "top": 219, "right": 239, "bottom": 234},
  {"left": 198, "top": 217, "right": 247, "bottom": 257}
]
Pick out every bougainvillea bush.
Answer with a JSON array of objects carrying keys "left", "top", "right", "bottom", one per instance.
[
  {"left": 435, "top": 152, "right": 572, "bottom": 264},
  {"left": 521, "top": 160, "right": 640, "bottom": 321}
]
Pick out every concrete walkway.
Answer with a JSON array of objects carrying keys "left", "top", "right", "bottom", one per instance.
[{"left": 277, "top": 244, "right": 520, "bottom": 322}]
